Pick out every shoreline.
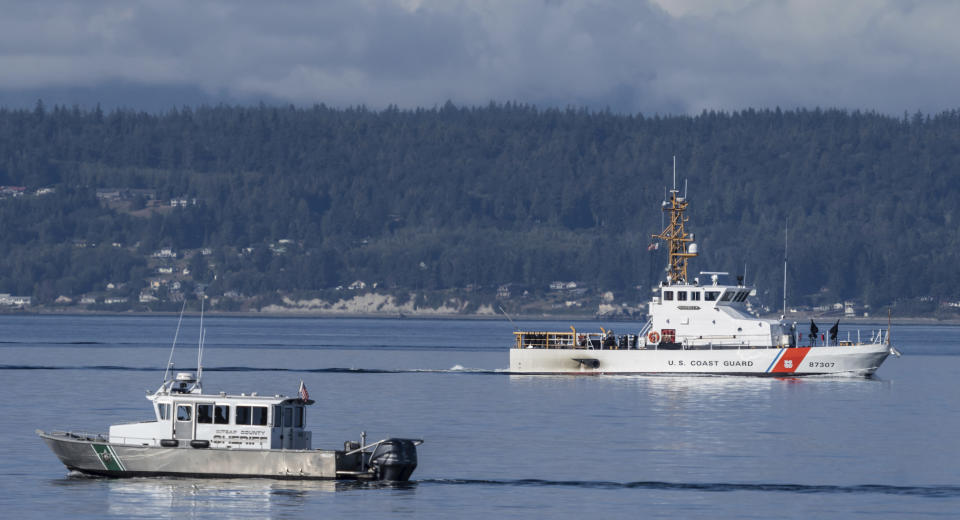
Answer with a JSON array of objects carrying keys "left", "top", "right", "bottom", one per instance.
[{"left": 2, "top": 307, "right": 959, "bottom": 325}]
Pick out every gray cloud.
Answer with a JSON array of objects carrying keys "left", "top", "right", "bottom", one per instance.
[{"left": 0, "top": 0, "right": 956, "bottom": 114}]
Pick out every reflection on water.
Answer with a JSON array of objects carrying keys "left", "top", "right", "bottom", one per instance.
[{"left": 52, "top": 475, "right": 417, "bottom": 518}]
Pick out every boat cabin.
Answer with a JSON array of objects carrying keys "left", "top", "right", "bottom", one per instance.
[
  {"left": 647, "top": 274, "right": 794, "bottom": 349},
  {"left": 108, "top": 373, "right": 314, "bottom": 450}
]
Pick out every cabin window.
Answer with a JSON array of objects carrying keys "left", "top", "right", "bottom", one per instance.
[
  {"left": 236, "top": 406, "right": 268, "bottom": 426},
  {"left": 295, "top": 406, "right": 304, "bottom": 428},
  {"left": 691, "top": 292, "right": 701, "bottom": 301},
  {"left": 677, "top": 291, "right": 687, "bottom": 301},
  {"left": 273, "top": 405, "right": 282, "bottom": 427},
  {"left": 176, "top": 405, "right": 191, "bottom": 421},
  {"left": 215, "top": 405, "right": 230, "bottom": 424},
  {"left": 283, "top": 407, "right": 293, "bottom": 428},
  {"left": 735, "top": 291, "right": 749, "bottom": 302},
  {"left": 157, "top": 403, "right": 170, "bottom": 420},
  {"left": 663, "top": 291, "right": 674, "bottom": 301},
  {"left": 720, "top": 291, "right": 733, "bottom": 302},
  {"left": 252, "top": 407, "right": 268, "bottom": 426},
  {"left": 705, "top": 291, "right": 720, "bottom": 301},
  {"left": 197, "top": 404, "right": 213, "bottom": 424}
]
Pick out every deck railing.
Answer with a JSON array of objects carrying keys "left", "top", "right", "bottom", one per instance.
[
  {"left": 513, "top": 331, "right": 639, "bottom": 350},
  {"left": 515, "top": 327, "right": 891, "bottom": 350}
]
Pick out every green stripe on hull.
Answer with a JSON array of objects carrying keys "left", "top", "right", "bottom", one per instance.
[{"left": 92, "top": 444, "right": 125, "bottom": 472}]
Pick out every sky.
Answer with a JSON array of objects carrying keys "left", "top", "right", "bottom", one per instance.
[{"left": 0, "top": 0, "right": 957, "bottom": 114}]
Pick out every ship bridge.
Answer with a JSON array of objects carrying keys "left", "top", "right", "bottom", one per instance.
[{"left": 646, "top": 275, "right": 793, "bottom": 349}]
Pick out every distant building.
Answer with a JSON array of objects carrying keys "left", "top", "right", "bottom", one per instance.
[
  {"left": 170, "top": 197, "right": 197, "bottom": 207},
  {"left": 0, "top": 294, "right": 31, "bottom": 306},
  {"left": 95, "top": 189, "right": 122, "bottom": 201},
  {"left": 153, "top": 248, "right": 177, "bottom": 258}
]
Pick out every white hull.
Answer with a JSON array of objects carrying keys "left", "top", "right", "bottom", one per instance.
[
  {"left": 39, "top": 431, "right": 419, "bottom": 481},
  {"left": 510, "top": 343, "right": 892, "bottom": 376}
]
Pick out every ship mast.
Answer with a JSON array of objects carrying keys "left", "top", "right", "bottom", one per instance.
[{"left": 652, "top": 157, "right": 697, "bottom": 285}]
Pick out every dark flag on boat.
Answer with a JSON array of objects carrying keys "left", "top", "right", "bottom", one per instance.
[
  {"left": 298, "top": 380, "right": 309, "bottom": 402},
  {"left": 809, "top": 320, "right": 819, "bottom": 341},
  {"left": 829, "top": 320, "right": 840, "bottom": 342}
]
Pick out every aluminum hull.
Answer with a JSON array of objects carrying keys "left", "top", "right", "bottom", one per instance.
[
  {"left": 39, "top": 431, "right": 415, "bottom": 480},
  {"left": 510, "top": 343, "right": 892, "bottom": 376}
]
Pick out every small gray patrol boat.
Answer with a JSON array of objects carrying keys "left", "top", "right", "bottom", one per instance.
[{"left": 39, "top": 308, "right": 421, "bottom": 481}]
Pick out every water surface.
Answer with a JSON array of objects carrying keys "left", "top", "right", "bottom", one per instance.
[{"left": 0, "top": 315, "right": 957, "bottom": 518}]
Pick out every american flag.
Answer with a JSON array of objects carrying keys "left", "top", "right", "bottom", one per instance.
[{"left": 298, "top": 380, "right": 309, "bottom": 401}]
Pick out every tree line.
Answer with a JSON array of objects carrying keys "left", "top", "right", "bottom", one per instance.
[{"left": 1, "top": 101, "right": 958, "bottom": 312}]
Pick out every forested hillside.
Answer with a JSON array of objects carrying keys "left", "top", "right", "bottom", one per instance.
[{"left": 1, "top": 101, "right": 958, "bottom": 314}]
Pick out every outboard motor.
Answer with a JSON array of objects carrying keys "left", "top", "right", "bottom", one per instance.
[{"left": 368, "top": 439, "right": 419, "bottom": 481}]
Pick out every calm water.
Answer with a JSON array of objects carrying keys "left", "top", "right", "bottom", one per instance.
[{"left": 1, "top": 314, "right": 958, "bottom": 519}]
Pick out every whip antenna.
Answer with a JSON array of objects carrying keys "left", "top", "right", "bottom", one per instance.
[
  {"left": 498, "top": 305, "right": 519, "bottom": 331},
  {"left": 162, "top": 299, "right": 188, "bottom": 384}
]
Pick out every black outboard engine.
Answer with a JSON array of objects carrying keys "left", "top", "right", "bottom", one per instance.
[{"left": 368, "top": 439, "right": 419, "bottom": 481}]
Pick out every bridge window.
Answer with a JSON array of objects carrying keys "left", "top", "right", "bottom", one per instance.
[
  {"left": 252, "top": 407, "right": 268, "bottom": 426},
  {"left": 236, "top": 406, "right": 268, "bottom": 426},
  {"left": 283, "top": 407, "right": 293, "bottom": 428},
  {"left": 735, "top": 291, "right": 749, "bottom": 302},
  {"left": 295, "top": 406, "right": 304, "bottom": 428},
  {"left": 215, "top": 405, "right": 230, "bottom": 424},
  {"left": 663, "top": 291, "right": 674, "bottom": 301},
  {"left": 197, "top": 404, "right": 213, "bottom": 424},
  {"left": 157, "top": 403, "right": 170, "bottom": 420},
  {"left": 720, "top": 291, "right": 733, "bottom": 302},
  {"left": 691, "top": 292, "right": 701, "bottom": 301},
  {"left": 705, "top": 291, "right": 720, "bottom": 301},
  {"left": 677, "top": 291, "right": 687, "bottom": 301},
  {"left": 176, "top": 405, "right": 191, "bottom": 421},
  {"left": 273, "top": 405, "right": 282, "bottom": 427}
]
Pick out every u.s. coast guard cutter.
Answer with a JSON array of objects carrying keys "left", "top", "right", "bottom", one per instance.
[
  {"left": 510, "top": 168, "right": 898, "bottom": 376},
  {"left": 39, "top": 311, "right": 421, "bottom": 481}
]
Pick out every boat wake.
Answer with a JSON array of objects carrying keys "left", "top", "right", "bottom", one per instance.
[
  {"left": 0, "top": 364, "right": 504, "bottom": 374},
  {"left": 0, "top": 339, "right": 503, "bottom": 351},
  {"left": 418, "top": 478, "right": 960, "bottom": 497}
]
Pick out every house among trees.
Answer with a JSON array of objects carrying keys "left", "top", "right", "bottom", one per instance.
[{"left": 0, "top": 294, "right": 31, "bottom": 306}]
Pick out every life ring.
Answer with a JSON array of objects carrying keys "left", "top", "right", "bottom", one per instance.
[{"left": 648, "top": 331, "right": 660, "bottom": 343}]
